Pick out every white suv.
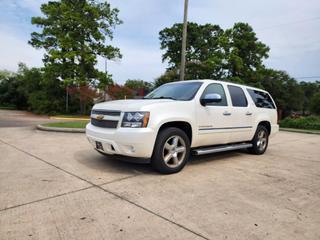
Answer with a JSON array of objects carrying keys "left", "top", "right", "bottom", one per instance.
[{"left": 86, "top": 80, "right": 279, "bottom": 173}]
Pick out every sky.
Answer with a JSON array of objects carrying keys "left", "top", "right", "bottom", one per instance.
[{"left": 0, "top": 0, "right": 319, "bottom": 84}]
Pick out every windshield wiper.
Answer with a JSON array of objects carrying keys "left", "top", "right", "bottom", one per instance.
[{"left": 144, "top": 96, "right": 177, "bottom": 100}]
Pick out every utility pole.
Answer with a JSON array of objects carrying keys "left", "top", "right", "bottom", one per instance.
[
  {"left": 65, "top": 86, "right": 68, "bottom": 113},
  {"left": 180, "top": 0, "right": 189, "bottom": 81},
  {"left": 104, "top": 58, "right": 108, "bottom": 101}
]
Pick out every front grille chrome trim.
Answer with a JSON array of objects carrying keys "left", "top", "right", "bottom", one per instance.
[
  {"left": 90, "top": 109, "right": 121, "bottom": 129},
  {"left": 91, "top": 109, "right": 121, "bottom": 116},
  {"left": 91, "top": 114, "right": 120, "bottom": 121}
]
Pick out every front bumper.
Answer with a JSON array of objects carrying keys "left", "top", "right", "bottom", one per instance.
[{"left": 86, "top": 123, "right": 157, "bottom": 158}]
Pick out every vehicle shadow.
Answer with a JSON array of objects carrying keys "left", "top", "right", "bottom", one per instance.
[
  {"left": 76, "top": 148, "right": 248, "bottom": 175},
  {"left": 189, "top": 150, "right": 248, "bottom": 165},
  {"left": 75, "top": 149, "right": 155, "bottom": 175}
]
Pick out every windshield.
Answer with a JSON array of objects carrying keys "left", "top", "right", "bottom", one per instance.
[{"left": 144, "top": 82, "right": 203, "bottom": 101}]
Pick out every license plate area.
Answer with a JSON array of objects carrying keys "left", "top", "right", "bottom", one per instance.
[{"left": 96, "top": 141, "right": 104, "bottom": 151}]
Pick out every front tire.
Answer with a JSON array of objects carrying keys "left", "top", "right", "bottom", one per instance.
[
  {"left": 249, "top": 125, "right": 269, "bottom": 155},
  {"left": 151, "top": 127, "right": 190, "bottom": 174}
]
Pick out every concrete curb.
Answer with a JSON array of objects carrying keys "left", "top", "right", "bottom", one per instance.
[
  {"left": 49, "top": 117, "right": 90, "bottom": 121},
  {"left": 36, "top": 124, "right": 85, "bottom": 133},
  {"left": 280, "top": 128, "right": 320, "bottom": 135}
]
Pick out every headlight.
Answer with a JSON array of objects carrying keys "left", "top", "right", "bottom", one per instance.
[{"left": 121, "top": 112, "right": 150, "bottom": 128}]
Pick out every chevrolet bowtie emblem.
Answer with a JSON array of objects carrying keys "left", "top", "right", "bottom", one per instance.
[{"left": 96, "top": 115, "right": 104, "bottom": 121}]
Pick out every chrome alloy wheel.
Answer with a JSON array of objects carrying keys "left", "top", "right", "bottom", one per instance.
[
  {"left": 162, "top": 135, "right": 187, "bottom": 168},
  {"left": 257, "top": 130, "right": 267, "bottom": 151}
]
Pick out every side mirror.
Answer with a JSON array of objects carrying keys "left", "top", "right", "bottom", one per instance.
[{"left": 200, "top": 93, "right": 222, "bottom": 106}]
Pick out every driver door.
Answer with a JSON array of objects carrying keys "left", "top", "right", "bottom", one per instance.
[{"left": 196, "top": 83, "right": 233, "bottom": 146}]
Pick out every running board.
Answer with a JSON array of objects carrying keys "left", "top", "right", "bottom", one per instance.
[{"left": 192, "top": 143, "right": 252, "bottom": 156}]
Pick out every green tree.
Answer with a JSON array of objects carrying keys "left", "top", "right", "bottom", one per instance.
[
  {"left": 159, "top": 22, "right": 269, "bottom": 85},
  {"left": 159, "top": 22, "right": 224, "bottom": 79},
  {"left": 160, "top": 22, "right": 223, "bottom": 66},
  {"left": 29, "top": 0, "right": 122, "bottom": 112},
  {"left": 222, "top": 23, "right": 269, "bottom": 85},
  {"left": 0, "top": 70, "right": 14, "bottom": 82},
  {"left": 157, "top": 21, "right": 314, "bottom": 117},
  {"left": 15, "top": 63, "right": 42, "bottom": 97},
  {"left": 124, "top": 79, "right": 153, "bottom": 91},
  {"left": 310, "top": 92, "right": 320, "bottom": 115},
  {"left": 0, "top": 63, "right": 67, "bottom": 114},
  {"left": 299, "top": 81, "right": 320, "bottom": 114},
  {"left": 0, "top": 69, "right": 27, "bottom": 109},
  {"left": 154, "top": 69, "right": 179, "bottom": 88},
  {"left": 260, "top": 69, "right": 303, "bottom": 117}
]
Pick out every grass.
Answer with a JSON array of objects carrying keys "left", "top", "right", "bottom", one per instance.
[
  {"left": 50, "top": 114, "right": 90, "bottom": 120},
  {"left": 43, "top": 121, "right": 89, "bottom": 129},
  {"left": 0, "top": 105, "right": 16, "bottom": 110}
]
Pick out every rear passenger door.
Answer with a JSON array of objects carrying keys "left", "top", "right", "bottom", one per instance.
[{"left": 227, "top": 85, "right": 254, "bottom": 142}]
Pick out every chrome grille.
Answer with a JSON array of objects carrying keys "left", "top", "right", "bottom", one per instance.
[
  {"left": 91, "top": 109, "right": 121, "bottom": 128},
  {"left": 91, "top": 109, "right": 121, "bottom": 116},
  {"left": 91, "top": 118, "right": 118, "bottom": 128}
]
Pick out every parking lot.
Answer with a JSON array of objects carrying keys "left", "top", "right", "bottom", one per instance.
[{"left": 0, "top": 110, "right": 320, "bottom": 239}]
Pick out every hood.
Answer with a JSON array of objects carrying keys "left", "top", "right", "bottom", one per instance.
[{"left": 93, "top": 99, "right": 174, "bottom": 111}]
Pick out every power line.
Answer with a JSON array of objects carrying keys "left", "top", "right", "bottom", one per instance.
[{"left": 256, "top": 16, "right": 320, "bottom": 31}]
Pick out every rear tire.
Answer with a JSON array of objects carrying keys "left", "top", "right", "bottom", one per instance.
[
  {"left": 151, "top": 127, "right": 190, "bottom": 174},
  {"left": 248, "top": 125, "right": 269, "bottom": 155}
]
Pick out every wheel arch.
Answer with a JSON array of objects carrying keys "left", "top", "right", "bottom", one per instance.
[
  {"left": 257, "top": 121, "right": 271, "bottom": 135},
  {"left": 157, "top": 121, "right": 193, "bottom": 145}
]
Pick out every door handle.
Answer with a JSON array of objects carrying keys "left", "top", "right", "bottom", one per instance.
[
  {"left": 246, "top": 112, "right": 253, "bottom": 116},
  {"left": 223, "top": 111, "right": 232, "bottom": 116}
]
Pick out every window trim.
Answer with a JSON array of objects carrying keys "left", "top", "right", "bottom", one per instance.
[
  {"left": 200, "top": 83, "right": 228, "bottom": 107},
  {"left": 227, "top": 85, "right": 248, "bottom": 107},
  {"left": 145, "top": 81, "right": 203, "bottom": 101},
  {"left": 246, "top": 88, "right": 276, "bottom": 109}
]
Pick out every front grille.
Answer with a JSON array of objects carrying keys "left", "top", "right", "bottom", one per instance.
[
  {"left": 91, "top": 109, "right": 121, "bottom": 116},
  {"left": 91, "top": 118, "right": 118, "bottom": 128}
]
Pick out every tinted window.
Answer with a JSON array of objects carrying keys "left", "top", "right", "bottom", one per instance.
[
  {"left": 227, "top": 85, "right": 248, "bottom": 107},
  {"left": 247, "top": 89, "right": 275, "bottom": 109},
  {"left": 201, "top": 83, "right": 227, "bottom": 106},
  {"left": 144, "top": 82, "right": 202, "bottom": 101}
]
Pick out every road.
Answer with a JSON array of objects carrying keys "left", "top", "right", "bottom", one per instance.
[
  {"left": 0, "top": 110, "right": 320, "bottom": 239},
  {"left": 0, "top": 109, "right": 55, "bottom": 127}
]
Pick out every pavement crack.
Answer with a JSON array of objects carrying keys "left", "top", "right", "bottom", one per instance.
[
  {"left": 93, "top": 184, "right": 211, "bottom": 240},
  {"left": 99, "top": 173, "right": 144, "bottom": 186},
  {"left": 0, "top": 139, "right": 98, "bottom": 186},
  {"left": 0, "top": 139, "right": 210, "bottom": 240},
  {"left": 0, "top": 186, "right": 94, "bottom": 212}
]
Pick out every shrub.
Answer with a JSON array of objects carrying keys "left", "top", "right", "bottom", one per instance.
[
  {"left": 0, "top": 103, "right": 16, "bottom": 110},
  {"left": 310, "top": 92, "right": 320, "bottom": 115},
  {"left": 280, "top": 116, "right": 320, "bottom": 130},
  {"left": 28, "top": 91, "right": 64, "bottom": 115}
]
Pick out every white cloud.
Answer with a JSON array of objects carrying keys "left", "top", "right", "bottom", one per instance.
[
  {"left": 4, "top": 0, "right": 47, "bottom": 14},
  {"left": 0, "top": 27, "right": 44, "bottom": 71},
  {"left": 97, "top": 40, "right": 166, "bottom": 84},
  {"left": 0, "top": 26, "right": 165, "bottom": 83},
  {"left": 188, "top": 0, "right": 320, "bottom": 80},
  {"left": 0, "top": 0, "right": 319, "bottom": 82}
]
